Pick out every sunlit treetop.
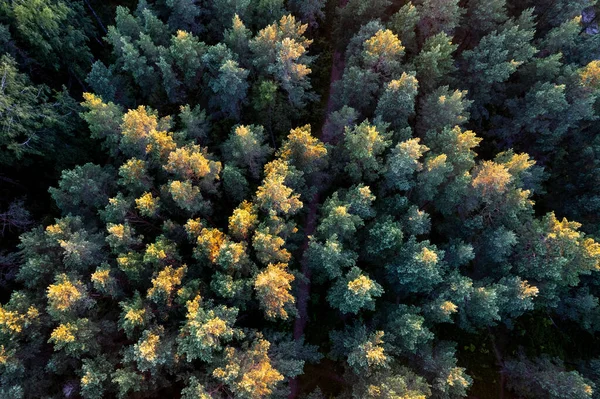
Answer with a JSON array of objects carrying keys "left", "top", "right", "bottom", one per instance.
[{"left": 254, "top": 262, "right": 296, "bottom": 320}]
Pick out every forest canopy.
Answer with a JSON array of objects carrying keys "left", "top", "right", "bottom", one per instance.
[{"left": 1, "top": 0, "right": 600, "bottom": 398}]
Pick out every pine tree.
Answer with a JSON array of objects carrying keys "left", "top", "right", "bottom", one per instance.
[
  {"left": 287, "top": 0, "right": 326, "bottom": 29},
  {"left": 0, "top": 55, "right": 80, "bottom": 165},
  {"left": 504, "top": 355, "right": 594, "bottom": 399},
  {"left": 387, "top": 3, "right": 420, "bottom": 54},
  {"left": 335, "top": 0, "right": 391, "bottom": 45},
  {"left": 250, "top": 15, "right": 316, "bottom": 109},
  {"left": 2, "top": 0, "right": 94, "bottom": 79},
  {"left": 416, "top": 0, "right": 463, "bottom": 40},
  {"left": 222, "top": 125, "right": 273, "bottom": 179}
]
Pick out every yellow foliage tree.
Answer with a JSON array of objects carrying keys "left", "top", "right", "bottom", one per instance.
[
  {"left": 254, "top": 263, "right": 296, "bottom": 320},
  {"left": 213, "top": 337, "right": 284, "bottom": 399},
  {"left": 229, "top": 201, "right": 259, "bottom": 241}
]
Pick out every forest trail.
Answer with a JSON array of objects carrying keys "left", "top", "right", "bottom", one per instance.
[
  {"left": 288, "top": 6, "right": 347, "bottom": 398},
  {"left": 321, "top": 50, "right": 346, "bottom": 143}
]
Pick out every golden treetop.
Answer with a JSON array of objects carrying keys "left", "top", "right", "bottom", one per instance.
[
  {"left": 254, "top": 263, "right": 295, "bottom": 320},
  {"left": 472, "top": 161, "right": 512, "bottom": 198},
  {"left": 229, "top": 201, "right": 259, "bottom": 240},
  {"left": 47, "top": 275, "right": 85, "bottom": 313},
  {"left": 148, "top": 265, "right": 187, "bottom": 303},
  {"left": 135, "top": 192, "right": 160, "bottom": 217}
]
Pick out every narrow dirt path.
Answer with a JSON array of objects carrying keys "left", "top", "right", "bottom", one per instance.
[
  {"left": 292, "top": 192, "right": 320, "bottom": 343},
  {"left": 488, "top": 328, "right": 506, "bottom": 399},
  {"left": 321, "top": 51, "right": 346, "bottom": 143},
  {"left": 288, "top": 7, "right": 347, "bottom": 398}
]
